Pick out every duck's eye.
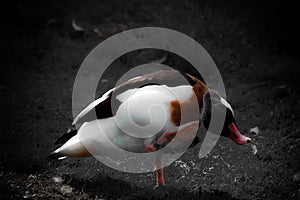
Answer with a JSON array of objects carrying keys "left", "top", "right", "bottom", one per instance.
[{"left": 220, "top": 97, "right": 234, "bottom": 116}]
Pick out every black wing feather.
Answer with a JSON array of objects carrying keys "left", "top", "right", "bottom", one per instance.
[{"left": 95, "top": 70, "right": 202, "bottom": 120}]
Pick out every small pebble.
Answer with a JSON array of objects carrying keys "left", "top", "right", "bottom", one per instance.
[
  {"left": 251, "top": 144, "right": 258, "bottom": 155},
  {"left": 52, "top": 176, "right": 63, "bottom": 183},
  {"left": 60, "top": 185, "right": 73, "bottom": 195},
  {"left": 72, "top": 20, "right": 85, "bottom": 32},
  {"left": 293, "top": 173, "right": 300, "bottom": 182},
  {"left": 249, "top": 126, "right": 259, "bottom": 135}
]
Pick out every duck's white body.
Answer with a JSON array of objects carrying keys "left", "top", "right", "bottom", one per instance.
[
  {"left": 53, "top": 85, "right": 199, "bottom": 157},
  {"left": 54, "top": 117, "right": 199, "bottom": 158},
  {"left": 51, "top": 70, "right": 251, "bottom": 186}
]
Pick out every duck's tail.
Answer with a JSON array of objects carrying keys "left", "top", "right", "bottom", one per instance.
[
  {"left": 48, "top": 134, "right": 91, "bottom": 159},
  {"left": 54, "top": 128, "right": 77, "bottom": 145},
  {"left": 48, "top": 151, "right": 67, "bottom": 160}
]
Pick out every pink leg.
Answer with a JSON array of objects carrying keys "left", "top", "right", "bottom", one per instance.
[
  {"left": 155, "top": 156, "right": 165, "bottom": 186},
  {"left": 156, "top": 168, "right": 165, "bottom": 186},
  {"left": 145, "top": 143, "right": 166, "bottom": 186}
]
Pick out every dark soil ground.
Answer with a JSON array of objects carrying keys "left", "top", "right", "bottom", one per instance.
[{"left": 1, "top": 0, "right": 300, "bottom": 199}]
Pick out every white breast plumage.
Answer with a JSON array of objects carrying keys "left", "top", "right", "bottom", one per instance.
[{"left": 115, "top": 85, "right": 194, "bottom": 137}]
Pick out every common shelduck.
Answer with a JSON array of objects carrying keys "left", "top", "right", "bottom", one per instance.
[{"left": 50, "top": 70, "right": 251, "bottom": 187}]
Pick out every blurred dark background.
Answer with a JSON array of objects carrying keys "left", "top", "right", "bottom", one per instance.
[{"left": 0, "top": 0, "right": 299, "bottom": 199}]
